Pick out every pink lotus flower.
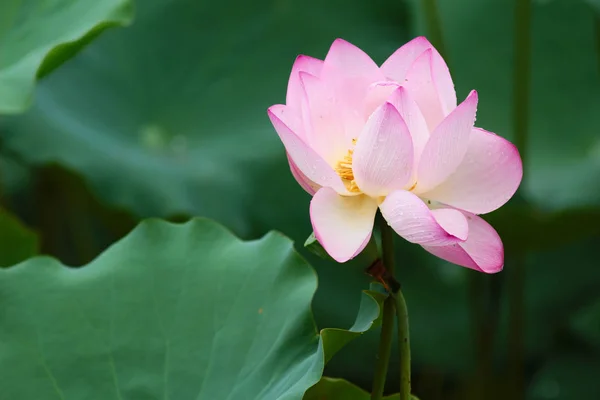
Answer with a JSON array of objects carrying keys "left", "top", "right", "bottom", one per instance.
[{"left": 267, "top": 37, "right": 522, "bottom": 272}]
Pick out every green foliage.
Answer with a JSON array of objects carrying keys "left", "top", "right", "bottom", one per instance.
[
  {"left": 0, "top": 208, "right": 38, "bottom": 267},
  {"left": 304, "top": 377, "right": 419, "bottom": 400},
  {"left": 0, "top": 0, "right": 409, "bottom": 234},
  {"left": 0, "top": 0, "right": 133, "bottom": 114},
  {"left": 305, "top": 232, "right": 333, "bottom": 261},
  {"left": 528, "top": 356, "right": 600, "bottom": 400},
  {"left": 321, "top": 283, "right": 388, "bottom": 364},
  {"left": 0, "top": 0, "right": 599, "bottom": 397},
  {"left": 571, "top": 297, "right": 600, "bottom": 350},
  {"left": 0, "top": 218, "right": 384, "bottom": 399}
]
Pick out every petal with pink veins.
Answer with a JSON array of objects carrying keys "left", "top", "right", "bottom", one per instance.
[
  {"left": 420, "top": 128, "right": 523, "bottom": 214},
  {"left": 379, "top": 190, "right": 468, "bottom": 246},
  {"left": 387, "top": 86, "right": 430, "bottom": 170},
  {"left": 268, "top": 106, "right": 346, "bottom": 193},
  {"left": 422, "top": 213, "right": 504, "bottom": 273},
  {"left": 353, "top": 103, "right": 414, "bottom": 197},
  {"left": 310, "top": 187, "right": 378, "bottom": 263},
  {"left": 287, "top": 153, "right": 320, "bottom": 195},
  {"left": 286, "top": 55, "right": 323, "bottom": 112},
  {"left": 382, "top": 37, "right": 456, "bottom": 117},
  {"left": 414, "top": 90, "right": 478, "bottom": 194}
]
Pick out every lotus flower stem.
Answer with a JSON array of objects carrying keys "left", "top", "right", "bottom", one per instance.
[
  {"left": 371, "top": 216, "right": 412, "bottom": 399},
  {"left": 371, "top": 216, "right": 397, "bottom": 400},
  {"left": 509, "top": 0, "right": 532, "bottom": 398},
  {"left": 371, "top": 296, "right": 395, "bottom": 400},
  {"left": 380, "top": 216, "right": 411, "bottom": 399},
  {"left": 395, "top": 289, "right": 411, "bottom": 399},
  {"left": 595, "top": 13, "right": 600, "bottom": 76}
]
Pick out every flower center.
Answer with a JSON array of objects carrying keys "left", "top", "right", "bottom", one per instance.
[{"left": 335, "top": 138, "right": 361, "bottom": 193}]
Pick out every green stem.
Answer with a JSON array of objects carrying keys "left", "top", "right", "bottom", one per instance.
[
  {"left": 371, "top": 218, "right": 412, "bottom": 400},
  {"left": 594, "top": 9, "right": 600, "bottom": 76},
  {"left": 509, "top": 0, "right": 532, "bottom": 398},
  {"left": 372, "top": 297, "right": 395, "bottom": 400},
  {"left": 371, "top": 217, "right": 396, "bottom": 400},
  {"left": 422, "top": 0, "right": 447, "bottom": 60},
  {"left": 469, "top": 273, "right": 503, "bottom": 400},
  {"left": 513, "top": 0, "right": 532, "bottom": 167},
  {"left": 380, "top": 215, "right": 395, "bottom": 277},
  {"left": 508, "top": 253, "right": 526, "bottom": 400},
  {"left": 395, "top": 289, "right": 411, "bottom": 400},
  {"left": 468, "top": 273, "right": 486, "bottom": 399}
]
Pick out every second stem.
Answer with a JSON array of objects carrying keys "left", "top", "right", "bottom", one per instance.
[
  {"left": 371, "top": 216, "right": 396, "bottom": 400},
  {"left": 371, "top": 217, "right": 411, "bottom": 400}
]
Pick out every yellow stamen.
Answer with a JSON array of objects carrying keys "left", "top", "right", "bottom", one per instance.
[{"left": 335, "top": 139, "right": 361, "bottom": 193}]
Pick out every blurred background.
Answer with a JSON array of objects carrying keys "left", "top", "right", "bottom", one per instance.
[{"left": 1, "top": 0, "right": 600, "bottom": 399}]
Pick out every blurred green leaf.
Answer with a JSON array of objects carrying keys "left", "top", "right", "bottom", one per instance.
[
  {"left": 0, "top": 217, "right": 388, "bottom": 399},
  {"left": 0, "top": 0, "right": 409, "bottom": 235},
  {"left": 528, "top": 356, "right": 600, "bottom": 400},
  {"left": 570, "top": 297, "right": 600, "bottom": 350},
  {"left": 486, "top": 204, "right": 600, "bottom": 252},
  {"left": 475, "top": 235, "right": 600, "bottom": 372},
  {"left": 304, "top": 377, "right": 419, "bottom": 399},
  {"left": 0, "top": 208, "right": 38, "bottom": 267},
  {"left": 0, "top": 0, "right": 133, "bottom": 114},
  {"left": 585, "top": 0, "right": 600, "bottom": 13}
]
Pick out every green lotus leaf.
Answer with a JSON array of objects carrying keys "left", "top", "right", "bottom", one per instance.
[{"left": 0, "top": 0, "right": 133, "bottom": 113}]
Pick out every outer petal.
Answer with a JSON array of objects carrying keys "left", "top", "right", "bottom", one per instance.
[
  {"left": 382, "top": 37, "right": 456, "bottom": 117},
  {"left": 421, "top": 128, "right": 523, "bottom": 214},
  {"left": 299, "top": 72, "right": 348, "bottom": 164},
  {"left": 353, "top": 103, "right": 414, "bottom": 196},
  {"left": 286, "top": 55, "right": 323, "bottom": 112},
  {"left": 414, "top": 90, "right": 478, "bottom": 194},
  {"left": 310, "top": 187, "right": 378, "bottom": 262},
  {"left": 269, "top": 104, "right": 305, "bottom": 140},
  {"left": 422, "top": 213, "right": 503, "bottom": 273},
  {"left": 268, "top": 106, "right": 346, "bottom": 193},
  {"left": 387, "top": 86, "right": 430, "bottom": 169},
  {"left": 287, "top": 153, "right": 320, "bottom": 195},
  {"left": 379, "top": 190, "right": 468, "bottom": 246}
]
